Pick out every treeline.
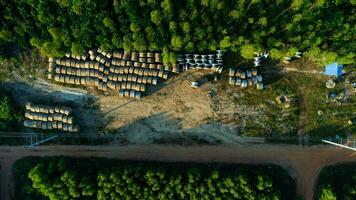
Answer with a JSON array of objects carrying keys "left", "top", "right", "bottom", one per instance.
[
  {"left": 0, "top": 90, "right": 22, "bottom": 131},
  {"left": 316, "top": 163, "right": 356, "bottom": 200},
  {"left": 0, "top": 0, "right": 354, "bottom": 65},
  {"left": 13, "top": 157, "right": 296, "bottom": 200}
]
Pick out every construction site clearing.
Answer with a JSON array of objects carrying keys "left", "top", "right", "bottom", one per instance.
[{"left": 1, "top": 50, "right": 355, "bottom": 145}]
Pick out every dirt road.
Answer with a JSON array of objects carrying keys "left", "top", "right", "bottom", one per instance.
[{"left": 0, "top": 144, "right": 355, "bottom": 200}]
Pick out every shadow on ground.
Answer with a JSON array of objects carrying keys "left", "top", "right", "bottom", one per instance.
[
  {"left": 0, "top": 81, "right": 109, "bottom": 133},
  {"left": 112, "top": 112, "right": 261, "bottom": 145}
]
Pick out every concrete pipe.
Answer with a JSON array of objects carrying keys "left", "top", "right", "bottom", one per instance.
[
  {"left": 139, "top": 52, "right": 146, "bottom": 58},
  {"left": 80, "top": 77, "right": 86, "bottom": 85},
  {"left": 130, "top": 90, "right": 136, "bottom": 98},
  {"left": 129, "top": 66, "right": 135, "bottom": 74},
  {"left": 147, "top": 76, "right": 153, "bottom": 84},
  {"left": 132, "top": 74, "right": 138, "bottom": 82},
  {"left": 147, "top": 52, "right": 154, "bottom": 58},
  {"left": 41, "top": 123, "right": 48, "bottom": 130},
  {"left": 62, "top": 115, "right": 68, "bottom": 124},
  {"left": 124, "top": 90, "right": 130, "bottom": 97},
  {"left": 164, "top": 65, "right": 171, "bottom": 71},
  {"left": 114, "top": 66, "right": 120, "bottom": 74},
  {"left": 114, "top": 82, "right": 121, "bottom": 90},
  {"left": 69, "top": 76, "right": 76, "bottom": 84},
  {"left": 147, "top": 58, "right": 154, "bottom": 63},
  {"left": 75, "top": 77, "right": 81, "bottom": 85},
  {"left": 63, "top": 124, "right": 68, "bottom": 132},
  {"left": 162, "top": 71, "right": 169, "bottom": 80},
  {"left": 98, "top": 64, "right": 105, "bottom": 72},
  {"left": 117, "top": 74, "right": 123, "bottom": 82},
  {"left": 54, "top": 107, "right": 60, "bottom": 113},
  {"left": 140, "top": 84, "right": 145, "bottom": 92},
  {"left": 48, "top": 115, "right": 54, "bottom": 122},
  {"left": 134, "top": 62, "right": 141, "bottom": 67},
  {"left": 94, "top": 62, "right": 100, "bottom": 70},
  {"left": 142, "top": 63, "right": 148, "bottom": 69},
  {"left": 54, "top": 74, "right": 60, "bottom": 82},
  {"left": 131, "top": 52, "right": 138, "bottom": 61},
  {"left": 103, "top": 67, "right": 110, "bottom": 75},
  {"left": 119, "top": 89, "right": 124, "bottom": 97},
  {"left": 139, "top": 57, "right": 147, "bottom": 63},
  {"left": 57, "top": 122, "right": 63, "bottom": 129},
  {"left": 135, "top": 91, "right": 141, "bottom": 100},
  {"left": 60, "top": 67, "right": 67, "bottom": 74},
  {"left": 137, "top": 76, "right": 142, "bottom": 84},
  {"left": 152, "top": 77, "right": 158, "bottom": 85},
  {"left": 25, "top": 102, "right": 32, "bottom": 110},
  {"left": 158, "top": 70, "right": 164, "bottom": 77},
  {"left": 25, "top": 112, "right": 33, "bottom": 120},
  {"left": 112, "top": 74, "right": 118, "bottom": 82},
  {"left": 157, "top": 64, "right": 164, "bottom": 70}
]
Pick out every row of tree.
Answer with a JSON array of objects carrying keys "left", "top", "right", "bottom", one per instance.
[
  {"left": 0, "top": 90, "right": 22, "bottom": 131},
  {"left": 316, "top": 163, "right": 356, "bottom": 200},
  {"left": 0, "top": 0, "right": 354, "bottom": 65},
  {"left": 16, "top": 157, "right": 296, "bottom": 199}
]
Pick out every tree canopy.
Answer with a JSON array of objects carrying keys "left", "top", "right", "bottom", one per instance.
[
  {"left": 0, "top": 0, "right": 354, "bottom": 64},
  {"left": 0, "top": 91, "right": 22, "bottom": 131},
  {"left": 13, "top": 157, "right": 296, "bottom": 200},
  {"left": 316, "top": 163, "right": 356, "bottom": 200}
]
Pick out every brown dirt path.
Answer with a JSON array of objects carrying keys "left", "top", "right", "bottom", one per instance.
[{"left": 0, "top": 144, "right": 355, "bottom": 200}]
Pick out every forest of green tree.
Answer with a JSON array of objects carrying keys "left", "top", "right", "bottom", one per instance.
[
  {"left": 0, "top": 0, "right": 355, "bottom": 65},
  {"left": 13, "top": 157, "right": 296, "bottom": 200},
  {"left": 316, "top": 163, "right": 356, "bottom": 200},
  {"left": 0, "top": 90, "right": 22, "bottom": 131}
]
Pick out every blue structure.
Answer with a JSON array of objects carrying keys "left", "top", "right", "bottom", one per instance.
[{"left": 324, "top": 62, "right": 343, "bottom": 77}]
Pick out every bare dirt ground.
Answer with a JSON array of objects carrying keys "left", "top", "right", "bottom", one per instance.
[
  {"left": 3, "top": 69, "right": 255, "bottom": 144},
  {"left": 0, "top": 144, "right": 355, "bottom": 200},
  {"left": 2, "top": 62, "right": 327, "bottom": 144}
]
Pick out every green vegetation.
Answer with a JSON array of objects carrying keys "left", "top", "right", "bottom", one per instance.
[
  {"left": 228, "top": 64, "right": 355, "bottom": 137},
  {"left": 13, "top": 157, "right": 296, "bottom": 200},
  {"left": 0, "top": 90, "right": 22, "bottom": 131},
  {"left": 316, "top": 163, "right": 356, "bottom": 200},
  {"left": 0, "top": 0, "right": 355, "bottom": 65}
]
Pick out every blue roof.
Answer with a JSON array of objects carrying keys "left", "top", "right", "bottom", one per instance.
[{"left": 324, "top": 62, "right": 342, "bottom": 76}]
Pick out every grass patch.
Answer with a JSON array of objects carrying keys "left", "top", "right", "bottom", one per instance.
[{"left": 220, "top": 59, "right": 355, "bottom": 137}]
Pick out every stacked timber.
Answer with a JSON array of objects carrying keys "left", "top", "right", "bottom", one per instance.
[
  {"left": 24, "top": 102, "right": 79, "bottom": 132},
  {"left": 49, "top": 49, "right": 174, "bottom": 100}
]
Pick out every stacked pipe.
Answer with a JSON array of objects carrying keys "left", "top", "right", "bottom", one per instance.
[
  {"left": 23, "top": 102, "right": 79, "bottom": 132},
  {"left": 177, "top": 50, "right": 223, "bottom": 72},
  {"left": 253, "top": 52, "right": 268, "bottom": 67},
  {"left": 49, "top": 49, "right": 172, "bottom": 100},
  {"left": 229, "top": 67, "right": 263, "bottom": 89},
  {"left": 283, "top": 51, "right": 303, "bottom": 64}
]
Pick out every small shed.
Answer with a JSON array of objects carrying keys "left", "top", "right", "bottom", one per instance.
[{"left": 324, "top": 62, "right": 342, "bottom": 77}]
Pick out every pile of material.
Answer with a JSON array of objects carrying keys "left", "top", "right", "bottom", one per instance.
[
  {"left": 253, "top": 52, "right": 268, "bottom": 67},
  {"left": 48, "top": 49, "right": 174, "bottom": 100},
  {"left": 177, "top": 50, "right": 223, "bottom": 71},
  {"left": 23, "top": 102, "right": 79, "bottom": 132},
  {"left": 275, "top": 95, "right": 292, "bottom": 108},
  {"left": 229, "top": 67, "right": 263, "bottom": 89},
  {"left": 283, "top": 51, "right": 303, "bottom": 64}
]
